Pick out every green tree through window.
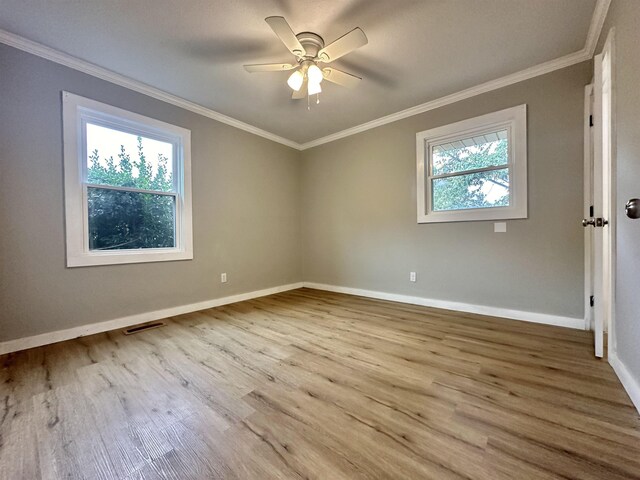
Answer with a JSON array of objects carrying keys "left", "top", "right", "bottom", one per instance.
[
  {"left": 87, "top": 137, "right": 176, "bottom": 250},
  {"left": 432, "top": 139, "right": 510, "bottom": 211}
]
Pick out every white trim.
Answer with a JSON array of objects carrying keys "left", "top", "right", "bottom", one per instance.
[
  {"left": 0, "top": 29, "right": 299, "bottom": 150},
  {"left": 0, "top": 0, "right": 611, "bottom": 151},
  {"left": 299, "top": 0, "right": 611, "bottom": 149},
  {"left": 62, "top": 92, "right": 194, "bottom": 267},
  {"left": 593, "top": 51, "right": 605, "bottom": 358},
  {"left": 0, "top": 280, "right": 588, "bottom": 355},
  {"left": 416, "top": 105, "right": 527, "bottom": 223},
  {"left": 609, "top": 352, "right": 640, "bottom": 415},
  {"left": 0, "top": 282, "right": 304, "bottom": 355},
  {"left": 583, "top": 84, "right": 594, "bottom": 331},
  {"left": 300, "top": 51, "right": 586, "bottom": 150},
  {"left": 602, "top": 28, "right": 617, "bottom": 363},
  {"left": 585, "top": 0, "right": 612, "bottom": 57},
  {"left": 303, "top": 282, "right": 584, "bottom": 330},
  {"left": 590, "top": 28, "right": 616, "bottom": 358}
]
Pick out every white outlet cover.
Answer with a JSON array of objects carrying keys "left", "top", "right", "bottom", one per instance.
[
  {"left": 494, "top": 222, "right": 507, "bottom": 233},
  {"left": 409, "top": 272, "right": 417, "bottom": 282},
  {"left": 221, "top": 273, "right": 227, "bottom": 283}
]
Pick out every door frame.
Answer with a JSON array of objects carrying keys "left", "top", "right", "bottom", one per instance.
[
  {"left": 584, "top": 28, "right": 616, "bottom": 358},
  {"left": 583, "top": 84, "right": 594, "bottom": 332},
  {"left": 602, "top": 28, "right": 617, "bottom": 359}
]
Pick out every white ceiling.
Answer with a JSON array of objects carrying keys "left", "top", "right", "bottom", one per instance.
[{"left": 0, "top": 0, "right": 597, "bottom": 144}]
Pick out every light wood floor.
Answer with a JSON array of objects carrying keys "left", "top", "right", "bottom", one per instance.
[{"left": 1, "top": 288, "right": 639, "bottom": 479}]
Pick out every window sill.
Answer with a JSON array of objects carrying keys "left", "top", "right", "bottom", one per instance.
[
  {"left": 418, "top": 205, "right": 527, "bottom": 223},
  {"left": 66, "top": 249, "right": 193, "bottom": 267}
]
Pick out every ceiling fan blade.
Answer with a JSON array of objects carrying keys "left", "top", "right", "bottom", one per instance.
[
  {"left": 317, "top": 28, "right": 368, "bottom": 62},
  {"left": 243, "top": 63, "right": 295, "bottom": 72},
  {"left": 322, "top": 67, "right": 361, "bottom": 88},
  {"left": 265, "top": 16, "right": 306, "bottom": 57},
  {"left": 292, "top": 79, "right": 308, "bottom": 99}
]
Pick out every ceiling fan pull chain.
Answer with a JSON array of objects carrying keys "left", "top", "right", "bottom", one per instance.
[
  {"left": 316, "top": 93, "right": 320, "bottom": 105},
  {"left": 307, "top": 94, "right": 310, "bottom": 111}
]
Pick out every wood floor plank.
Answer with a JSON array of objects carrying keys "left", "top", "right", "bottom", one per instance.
[
  {"left": 0, "top": 396, "right": 40, "bottom": 479},
  {"left": 1, "top": 288, "right": 639, "bottom": 479},
  {"left": 32, "top": 382, "right": 116, "bottom": 479}
]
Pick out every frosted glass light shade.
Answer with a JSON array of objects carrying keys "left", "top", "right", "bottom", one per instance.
[
  {"left": 287, "top": 70, "right": 304, "bottom": 91},
  {"left": 308, "top": 80, "right": 322, "bottom": 95},
  {"left": 307, "top": 64, "right": 324, "bottom": 84}
]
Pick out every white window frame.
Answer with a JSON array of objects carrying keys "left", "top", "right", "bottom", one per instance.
[
  {"left": 62, "top": 92, "right": 193, "bottom": 267},
  {"left": 416, "top": 104, "right": 527, "bottom": 223}
]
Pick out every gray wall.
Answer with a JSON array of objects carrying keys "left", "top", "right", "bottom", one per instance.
[
  {"left": 0, "top": 44, "right": 301, "bottom": 342},
  {"left": 301, "top": 62, "right": 592, "bottom": 319},
  {"left": 0, "top": 39, "right": 597, "bottom": 344},
  {"left": 598, "top": 0, "right": 640, "bottom": 389}
]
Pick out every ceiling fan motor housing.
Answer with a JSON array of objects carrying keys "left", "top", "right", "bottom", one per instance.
[{"left": 295, "top": 32, "right": 325, "bottom": 59}]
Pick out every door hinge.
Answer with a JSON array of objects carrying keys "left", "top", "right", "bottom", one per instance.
[
  {"left": 590, "top": 295, "right": 595, "bottom": 307},
  {"left": 589, "top": 115, "right": 594, "bottom": 127}
]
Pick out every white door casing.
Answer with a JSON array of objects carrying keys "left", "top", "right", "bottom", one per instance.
[
  {"left": 586, "top": 29, "right": 615, "bottom": 359},
  {"left": 583, "top": 84, "right": 594, "bottom": 333}
]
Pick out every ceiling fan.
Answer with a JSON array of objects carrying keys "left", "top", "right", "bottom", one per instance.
[{"left": 244, "top": 17, "right": 368, "bottom": 102}]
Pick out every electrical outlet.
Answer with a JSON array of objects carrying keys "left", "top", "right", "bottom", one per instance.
[
  {"left": 220, "top": 273, "right": 227, "bottom": 283},
  {"left": 409, "top": 272, "right": 417, "bottom": 282},
  {"left": 494, "top": 222, "right": 507, "bottom": 233}
]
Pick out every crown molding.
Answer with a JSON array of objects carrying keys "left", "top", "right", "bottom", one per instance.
[
  {"left": 585, "top": 0, "right": 612, "bottom": 57},
  {"left": 0, "top": 29, "right": 300, "bottom": 150},
  {"left": 299, "top": 49, "right": 590, "bottom": 150},
  {"left": 0, "top": 0, "right": 610, "bottom": 151},
  {"left": 299, "top": 0, "right": 610, "bottom": 149}
]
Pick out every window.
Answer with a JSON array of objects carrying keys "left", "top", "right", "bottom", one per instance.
[
  {"left": 62, "top": 92, "right": 192, "bottom": 266},
  {"left": 416, "top": 105, "right": 527, "bottom": 223}
]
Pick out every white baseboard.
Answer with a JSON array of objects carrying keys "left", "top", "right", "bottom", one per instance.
[
  {"left": 0, "top": 282, "right": 304, "bottom": 355},
  {"left": 609, "top": 352, "right": 640, "bottom": 415},
  {"left": 303, "top": 282, "right": 585, "bottom": 330},
  {"left": 0, "top": 280, "right": 587, "bottom": 356}
]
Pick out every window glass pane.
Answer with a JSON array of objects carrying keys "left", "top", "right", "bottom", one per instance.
[
  {"left": 86, "top": 123, "right": 174, "bottom": 192},
  {"left": 432, "top": 129, "right": 508, "bottom": 176},
  {"left": 432, "top": 168, "right": 510, "bottom": 211},
  {"left": 88, "top": 187, "right": 175, "bottom": 250}
]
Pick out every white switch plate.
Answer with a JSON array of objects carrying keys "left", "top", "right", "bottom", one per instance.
[
  {"left": 220, "top": 273, "right": 227, "bottom": 283},
  {"left": 494, "top": 222, "right": 507, "bottom": 233},
  {"left": 409, "top": 272, "right": 417, "bottom": 282}
]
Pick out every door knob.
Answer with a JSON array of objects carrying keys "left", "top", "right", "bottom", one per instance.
[
  {"left": 582, "top": 217, "right": 608, "bottom": 227},
  {"left": 625, "top": 198, "right": 640, "bottom": 219}
]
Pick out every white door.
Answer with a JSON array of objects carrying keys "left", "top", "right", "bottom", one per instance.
[
  {"left": 583, "top": 84, "right": 594, "bottom": 334},
  {"left": 584, "top": 33, "right": 615, "bottom": 359}
]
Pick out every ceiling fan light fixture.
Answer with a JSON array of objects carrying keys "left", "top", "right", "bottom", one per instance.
[
  {"left": 307, "top": 64, "right": 324, "bottom": 84},
  {"left": 308, "top": 80, "right": 322, "bottom": 96},
  {"left": 244, "top": 16, "right": 368, "bottom": 101},
  {"left": 287, "top": 69, "right": 304, "bottom": 91}
]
